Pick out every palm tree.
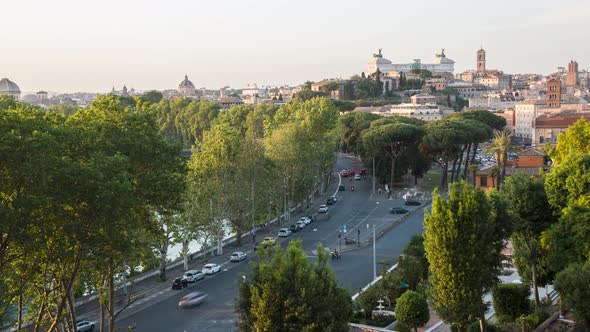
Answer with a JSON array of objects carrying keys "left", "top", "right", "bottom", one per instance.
[
  {"left": 484, "top": 130, "right": 513, "bottom": 186},
  {"left": 489, "top": 166, "right": 499, "bottom": 190}
]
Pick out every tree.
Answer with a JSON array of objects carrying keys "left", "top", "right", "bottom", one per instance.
[
  {"left": 138, "top": 90, "right": 163, "bottom": 105},
  {"left": 545, "top": 153, "right": 590, "bottom": 212},
  {"left": 237, "top": 240, "right": 352, "bottom": 331},
  {"left": 362, "top": 122, "right": 425, "bottom": 191},
  {"left": 395, "top": 291, "right": 430, "bottom": 332},
  {"left": 491, "top": 284, "right": 531, "bottom": 322},
  {"left": 500, "top": 172, "right": 555, "bottom": 308},
  {"left": 484, "top": 130, "right": 514, "bottom": 188},
  {"left": 397, "top": 235, "right": 428, "bottom": 290},
  {"left": 554, "top": 261, "right": 590, "bottom": 331},
  {"left": 424, "top": 182, "right": 504, "bottom": 332},
  {"left": 548, "top": 118, "right": 590, "bottom": 165}
]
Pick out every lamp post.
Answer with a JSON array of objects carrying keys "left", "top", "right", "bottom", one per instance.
[{"left": 373, "top": 224, "right": 376, "bottom": 280}]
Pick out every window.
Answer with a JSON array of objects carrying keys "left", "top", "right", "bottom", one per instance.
[{"left": 480, "top": 176, "right": 488, "bottom": 187}]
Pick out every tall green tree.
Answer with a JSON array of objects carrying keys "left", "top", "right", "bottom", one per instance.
[
  {"left": 237, "top": 240, "right": 352, "bottom": 332},
  {"left": 500, "top": 172, "right": 555, "bottom": 308},
  {"left": 548, "top": 118, "right": 590, "bottom": 165},
  {"left": 424, "top": 182, "right": 504, "bottom": 332},
  {"left": 554, "top": 261, "right": 590, "bottom": 331}
]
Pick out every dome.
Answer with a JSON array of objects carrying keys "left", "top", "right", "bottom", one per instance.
[
  {"left": 0, "top": 78, "right": 21, "bottom": 94},
  {"left": 179, "top": 75, "right": 195, "bottom": 89}
]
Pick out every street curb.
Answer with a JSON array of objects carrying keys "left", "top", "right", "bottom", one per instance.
[{"left": 340, "top": 200, "right": 432, "bottom": 254}]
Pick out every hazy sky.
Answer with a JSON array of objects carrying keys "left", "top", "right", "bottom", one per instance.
[{"left": 1, "top": 0, "right": 588, "bottom": 93}]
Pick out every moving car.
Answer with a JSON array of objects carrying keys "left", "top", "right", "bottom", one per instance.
[
  {"left": 390, "top": 207, "right": 409, "bottom": 214},
  {"left": 261, "top": 236, "right": 277, "bottom": 248},
  {"left": 404, "top": 200, "right": 422, "bottom": 206},
  {"left": 183, "top": 270, "right": 204, "bottom": 283},
  {"left": 178, "top": 291, "right": 208, "bottom": 308},
  {"left": 339, "top": 185, "right": 345, "bottom": 191},
  {"left": 230, "top": 251, "right": 247, "bottom": 262},
  {"left": 318, "top": 205, "right": 328, "bottom": 213},
  {"left": 290, "top": 224, "right": 301, "bottom": 233},
  {"left": 278, "top": 228, "right": 291, "bottom": 237},
  {"left": 172, "top": 277, "right": 188, "bottom": 290},
  {"left": 202, "top": 263, "right": 221, "bottom": 275},
  {"left": 326, "top": 197, "right": 336, "bottom": 205},
  {"left": 76, "top": 320, "right": 95, "bottom": 332},
  {"left": 354, "top": 174, "right": 361, "bottom": 180}
]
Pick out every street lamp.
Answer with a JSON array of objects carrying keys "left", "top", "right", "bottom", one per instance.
[{"left": 373, "top": 224, "right": 376, "bottom": 280}]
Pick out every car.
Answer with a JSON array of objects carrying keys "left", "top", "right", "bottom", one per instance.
[
  {"left": 339, "top": 185, "right": 346, "bottom": 191},
  {"left": 76, "top": 320, "right": 95, "bottom": 332},
  {"left": 299, "top": 216, "right": 312, "bottom": 225},
  {"left": 318, "top": 205, "right": 328, "bottom": 213},
  {"left": 330, "top": 195, "right": 337, "bottom": 202},
  {"left": 178, "top": 291, "right": 208, "bottom": 308},
  {"left": 289, "top": 224, "right": 301, "bottom": 233},
  {"left": 404, "top": 200, "right": 422, "bottom": 206},
  {"left": 278, "top": 228, "right": 291, "bottom": 237},
  {"left": 183, "top": 270, "right": 204, "bottom": 283},
  {"left": 261, "top": 236, "right": 277, "bottom": 248},
  {"left": 296, "top": 220, "right": 306, "bottom": 229},
  {"left": 326, "top": 197, "right": 336, "bottom": 205},
  {"left": 230, "top": 251, "right": 247, "bottom": 262},
  {"left": 202, "top": 263, "right": 221, "bottom": 275},
  {"left": 390, "top": 207, "right": 409, "bottom": 214},
  {"left": 354, "top": 174, "right": 361, "bottom": 180},
  {"left": 172, "top": 277, "right": 188, "bottom": 290}
]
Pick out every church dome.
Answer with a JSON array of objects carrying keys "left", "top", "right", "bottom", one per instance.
[
  {"left": 179, "top": 75, "right": 195, "bottom": 89},
  {"left": 0, "top": 78, "right": 21, "bottom": 94}
]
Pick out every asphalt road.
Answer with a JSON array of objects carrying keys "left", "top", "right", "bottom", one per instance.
[{"left": 115, "top": 155, "right": 426, "bottom": 332}]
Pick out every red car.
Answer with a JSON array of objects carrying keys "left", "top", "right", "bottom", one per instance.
[{"left": 359, "top": 169, "right": 367, "bottom": 175}]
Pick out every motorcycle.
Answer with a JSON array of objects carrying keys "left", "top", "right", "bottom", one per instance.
[
  {"left": 351, "top": 186, "right": 355, "bottom": 192},
  {"left": 330, "top": 250, "right": 341, "bottom": 260}
]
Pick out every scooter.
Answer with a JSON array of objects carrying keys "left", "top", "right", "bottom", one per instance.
[{"left": 351, "top": 185, "right": 355, "bottom": 192}]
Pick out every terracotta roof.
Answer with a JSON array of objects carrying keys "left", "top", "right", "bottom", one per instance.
[
  {"left": 535, "top": 114, "right": 590, "bottom": 128},
  {"left": 478, "top": 165, "right": 549, "bottom": 176},
  {"left": 519, "top": 149, "right": 545, "bottom": 157}
]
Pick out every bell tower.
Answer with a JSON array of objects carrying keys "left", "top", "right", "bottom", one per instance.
[{"left": 477, "top": 47, "right": 486, "bottom": 74}]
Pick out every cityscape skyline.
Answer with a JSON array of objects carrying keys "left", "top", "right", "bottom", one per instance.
[{"left": 1, "top": 0, "right": 589, "bottom": 92}]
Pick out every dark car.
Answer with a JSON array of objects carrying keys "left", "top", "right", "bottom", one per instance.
[
  {"left": 338, "top": 185, "right": 345, "bottom": 191},
  {"left": 390, "top": 207, "right": 409, "bottom": 214},
  {"left": 290, "top": 224, "right": 300, "bottom": 233},
  {"left": 404, "top": 200, "right": 422, "bottom": 206},
  {"left": 326, "top": 197, "right": 336, "bottom": 205},
  {"left": 172, "top": 277, "right": 188, "bottom": 290}
]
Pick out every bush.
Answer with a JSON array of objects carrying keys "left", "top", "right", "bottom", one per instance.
[{"left": 492, "top": 283, "right": 531, "bottom": 320}]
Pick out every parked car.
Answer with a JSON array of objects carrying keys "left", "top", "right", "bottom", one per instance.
[
  {"left": 261, "top": 236, "right": 277, "bottom": 248},
  {"left": 172, "top": 277, "right": 188, "bottom": 290},
  {"left": 299, "top": 216, "right": 312, "bottom": 225},
  {"left": 202, "top": 263, "right": 221, "bottom": 275},
  {"left": 326, "top": 197, "right": 336, "bottom": 205},
  {"left": 339, "top": 185, "right": 345, "bottom": 191},
  {"left": 290, "top": 224, "right": 301, "bottom": 233},
  {"left": 76, "top": 320, "right": 95, "bottom": 332},
  {"left": 390, "top": 207, "right": 409, "bottom": 214},
  {"left": 354, "top": 174, "right": 361, "bottom": 180},
  {"left": 296, "top": 220, "right": 306, "bottom": 229},
  {"left": 404, "top": 200, "right": 422, "bottom": 206},
  {"left": 178, "top": 291, "right": 208, "bottom": 308},
  {"left": 318, "top": 205, "right": 329, "bottom": 213},
  {"left": 183, "top": 270, "right": 204, "bottom": 283},
  {"left": 230, "top": 251, "right": 247, "bottom": 262},
  {"left": 278, "top": 228, "right": 292, "bottom": 237}
]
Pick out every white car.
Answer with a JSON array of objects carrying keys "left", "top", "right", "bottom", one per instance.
[
  {"left": 299, "top": 217, "right": 312, "bottom": 225},
  {"left": 354, "top": 174, "right": 361, "bottom": 180},
  {"left": 318, "top": 205, "right": 328, "bottom": 213},
  {"left": 183, "top": 270, "right": 204, "bottom": 283},
  {"left": 278, "top": 228, "right": 291, "bottom": 237},
  {"left": 76, "top": 320, "right": 95, "bottom": 332},
  {"left": 202, "top": 263, "right": 221, "bottom": 275},
  {"left": 296, "top": 220, "right": 306, "bottom": 229},
  {"left": 230, "top": 251, "right": 247, "bottom": 262}
]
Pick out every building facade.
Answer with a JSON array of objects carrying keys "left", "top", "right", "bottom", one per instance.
[
  {"left": 533, "top": 113, "right": 590, "bottom": 145},
  {"left": 566, "top": 60, "right": 579, "bottom": 87},
  {"left": 546, "top": 78, "right": 561, "bottom": 108},
  {"left": 514, "top": 99, "right": 546, "bottom": 139},
  {"left": 367, "top": 49, "right": 455, "bottom": 75}
]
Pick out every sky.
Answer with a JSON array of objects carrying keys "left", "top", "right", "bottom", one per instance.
[{"left": 1, "top": 0, "right": 589, "bottom": 93}]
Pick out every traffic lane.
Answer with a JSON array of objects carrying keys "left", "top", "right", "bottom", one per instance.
[
  {"left": 330, "top": 208, "right": 426, "bottom": 293},
  {"left": 117, "top": 258, "right": 251, "bottom": 332}
]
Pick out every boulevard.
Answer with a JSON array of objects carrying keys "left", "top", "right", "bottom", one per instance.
[{"left": 114, "top": 155, "right": 427, "bottom": 332}]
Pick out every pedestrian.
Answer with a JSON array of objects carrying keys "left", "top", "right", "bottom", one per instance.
[
  {"left": 378, "top": 188, "right": 382, "bottom": 195},
  {"left": 252, "top": 233, "right": 256, "bottom": 244}
]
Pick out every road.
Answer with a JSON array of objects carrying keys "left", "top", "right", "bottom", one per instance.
[{"left": 115, "top": 155, "right": 426, "bottom": 332}]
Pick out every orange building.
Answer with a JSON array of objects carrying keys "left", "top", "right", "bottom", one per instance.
[{"left": 475, "top": 149, "right": 548, "bottom": 190}]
